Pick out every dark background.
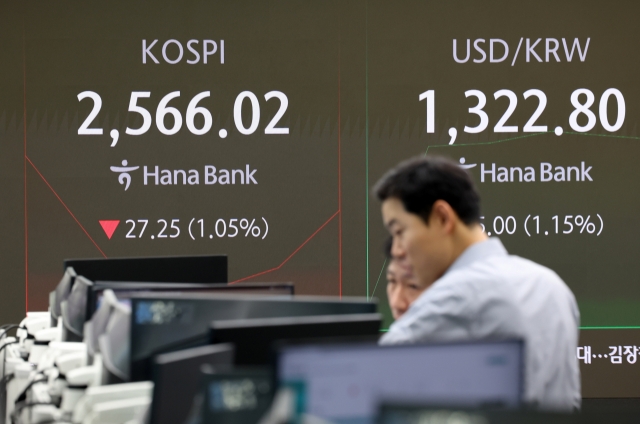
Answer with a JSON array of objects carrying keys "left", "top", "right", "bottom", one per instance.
[{"left": 1, "top": 0, "right": 639, "bottom": 397}]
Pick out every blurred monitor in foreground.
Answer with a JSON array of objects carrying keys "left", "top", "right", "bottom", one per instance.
[
  {"left": 377, "top": 404, "right": 640, "bottom": 424},
  {"left": 378, "top": 405, "right": 573, "bottom": 424},
  {"left": 99, "top": 299, "right": 131, "bottom": 384},
  {"left": 130, "top": 294, "right": 377, "bottom": 382},
  {"left": 151, "top": 343, "right": 235, "bottom": 424},
  {"left": 276, "top": 340, "right": 523, "bottom": 424},
  {"left": 60, "top": 275, "right": 93, "bottom": 342},
  {"left": 87, "top": 282, "right": 294, "bottom": 321},
  {"left": 209, "top": 313, "right": 382, "bottom": 365},
  {"left": 85, "top": 289, "right": 129, "bottom": 361},
  {"left": 64, "top": 255, "right": 227, "bottom": 284},
  {"left": 49, "top": 266, "right": 77, "bottom": 327}
]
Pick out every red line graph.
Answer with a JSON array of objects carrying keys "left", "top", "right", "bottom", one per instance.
[
  {"left": 230, "top": 210, "right": 340, "bottom": 284},
  {"left": 26, "top": 157, "right": 108, "bottom": 259},
  {"left": 231, "top": 42, "right": 343, "bottom": 291},
  {"left": 23, "top": 28, "right": 28, "bottom": 312}
]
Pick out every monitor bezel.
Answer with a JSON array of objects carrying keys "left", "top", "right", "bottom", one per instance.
[
  {"left": 274, "top": 338, "right": 525, "bottom": 413},
  {"left": 86, "top": 281, "right": 295, "bottom": 322}
]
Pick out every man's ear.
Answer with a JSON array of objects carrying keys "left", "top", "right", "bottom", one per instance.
[{"left": 430, "top": 200, "right": 456, "bottom": 234}]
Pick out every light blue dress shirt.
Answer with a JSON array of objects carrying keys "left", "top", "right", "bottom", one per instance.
[{"left": 380, "top": 238, "right": 581, "bottom": 411}]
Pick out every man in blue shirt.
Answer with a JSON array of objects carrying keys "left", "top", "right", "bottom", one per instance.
[{"left": 374, "top": 156, "right": 581, "bottom": 411}]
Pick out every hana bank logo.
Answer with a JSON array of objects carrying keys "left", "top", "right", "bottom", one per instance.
[
  {"left": 110, "top": 160, "right": 139, "bottom": 191},
  {"left": 458, "top": 157, "right": 477, "bottom": 170}
]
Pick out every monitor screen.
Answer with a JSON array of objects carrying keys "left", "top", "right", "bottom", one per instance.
[
  {"left": 277, "top": 340, "right": 523, "bottom": 424},
  {"left": 209, "top": 313, "right": 382, "bottom": 366},
  {"left": 88, "top": 282, "right": 295, "bottom": 321},
  {"left": 151, "top": 343, "right": 235, "bottom": 424},
  {"left": 198, "top": 367, "right": 274, "bottom": 424},
  {"left": 130, "top": 294, "right": 377, "bottom": 381},
  {"left": 2, "top": 0, "right": 639, "bottom": 397},
  {"left": 64, "top": 255, "right": 227, "bottom": 284}
]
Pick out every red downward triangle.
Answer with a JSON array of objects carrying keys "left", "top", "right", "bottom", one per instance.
[{"left": 99, "top": 220, "right": 120, "bottom": 239}]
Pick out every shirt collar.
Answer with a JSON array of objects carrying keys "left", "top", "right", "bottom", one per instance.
[{"left": 445, "top": 237, "right": 508, "bottom": 274}]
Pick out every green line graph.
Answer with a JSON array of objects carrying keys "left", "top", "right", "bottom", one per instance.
[
  {"left": 424, "top": 132, "right": 550, "bottom": 156},
  {"left": 368, "top": 258, "right": 386, "bottom": 300},
  {"left": 424, "top": 130, "right": 640, "bottom": 157},
  {"left": 565, "top": 131, "right": 640, "bottom": 140},
  {"left": 365, "top": 0, "right": 370, "bottom": 298},
  {"left": 581, "top": 326, "right": 640, "bottom": 330}
]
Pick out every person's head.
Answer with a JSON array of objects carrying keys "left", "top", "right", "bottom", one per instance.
[
  {"left": 383, "top": 237, "right": 422, "bottom": 320},
  {"left": 374, "top": 156, "right": 486, "bottom": 288}
]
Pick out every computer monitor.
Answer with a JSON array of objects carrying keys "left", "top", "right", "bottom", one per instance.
[
  {"left": 60, "top": 276, "right": 94, "bottom": 342},
  {"left": 209, "top": 314, "right": 382, "bottom": 366},
  {"left": 50, "top": 267, "right": 77, "bottom": 327},
  {"left": 276, "top": 340, "right": 524, "bottom": 424},
  {"left": 150, "top": 344, "right": 235, "bottom": 424},
  {"left": 377, "top": 405, "right": 576, "bottom": 424},
  {"left": 86, "top": 282, "right": 295, "bottom": 321},
  {"left": 64, "top": 255, "right": 227, "bottom": 284},
  {"left": 195, "top": 366, "right": 274, "bottom": 424},
  {"left": 85, "top": 289, "right": 129, "bottom": 359},
  {"left": 376, "top": 404, "right": 640, "bottom": 424},
  {"left": 99, "top": 302, "right": 131, "bottom": 384},
  {"left": 130, "top": 294, "right": 377, "bottom": 382}
]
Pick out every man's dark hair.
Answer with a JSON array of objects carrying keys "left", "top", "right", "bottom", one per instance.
[{"left": 373, "top": 156, "right": 481, "bottom": 225}]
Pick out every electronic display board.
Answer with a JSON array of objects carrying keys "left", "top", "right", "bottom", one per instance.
[{"left": 1, "top": 0, "right": 640, "bottom": 397}]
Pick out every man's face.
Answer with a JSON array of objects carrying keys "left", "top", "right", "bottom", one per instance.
[
  {"left": 381, "top": 197, "right": 453, "bottom": 289},
  {"left": 386, "top": 258, "right": 422, "bottom": 319}
]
